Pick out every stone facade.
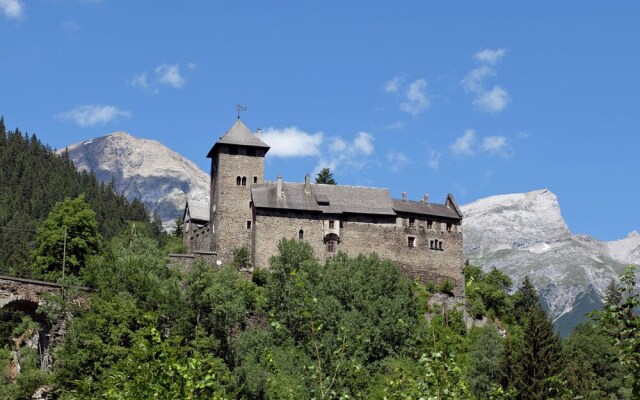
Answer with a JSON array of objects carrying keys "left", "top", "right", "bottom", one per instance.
[{"left": 182, "top": 119, "right": 465, "bottom": 295}]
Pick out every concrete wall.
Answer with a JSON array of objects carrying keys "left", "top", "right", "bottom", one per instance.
[
  {"left": 211, "top": 146, "right": 265, "bottom": 264},
  {"left": 253, "top": 210, "right": 464, "bottom": 295}
]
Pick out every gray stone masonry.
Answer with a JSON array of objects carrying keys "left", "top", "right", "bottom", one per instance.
[{"left": 211, "top": 147, "right": 265, "bottom": 264}]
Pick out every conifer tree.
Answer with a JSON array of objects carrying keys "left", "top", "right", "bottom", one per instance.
[{"left": 315, "top": 167, "right": 337, "bottom": 184}]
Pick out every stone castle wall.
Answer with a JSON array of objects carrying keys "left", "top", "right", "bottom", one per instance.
[
  {"left": 184, "top": 223, "right": 212, "bottom": 253},
  {"left": 253, "top": 210, "right": 464, "bottom": 295},
  {"left": 212, "top": 148, "right": 265, "bottom": 264}
]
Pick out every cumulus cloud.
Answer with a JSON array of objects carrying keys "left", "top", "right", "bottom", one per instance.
[
  {"left": 475, "top": 48, "right": 506, "bottom": 65},
  {"left": 385, "top": 76, "right": 403, "bottom": 93},
  {"left": 155, "top": 64, "right": 185, "bottom": 88},
  {"left": 400, "top": 78, "right": 430, "bottom": 115},
  {"left": 329, "top": 138, "right": 347, "bottom": 152},
  {"left": 387, "top": 151, "right": 409, "bottom": 172},
  {"left": 354, "top": 132, "right": 374, "bottom": 155},
  {"left": 481, "top": 135, "right": 508, "bottom": 154},
  {"left": 450, "top": 130, "right": 512, "bottom": 158},
  {"left": 428, "top": 149, "right": 441, "bottom": 170},
  {"left": 0, "top": 0, "right": 23, "bottom": 19},
  {"left": 473, "top": 85, "right": 509, "bottom": 113},
  {"left": 57, "top": 105, "right": 131, "bottom": 127},
  {"left": 132, "top": 63, "right": 190, "bottom": 93},
  {"left": 260, "top": 127, "right": 323, "bottom": 157},
  {"left": 450, "top": 129, "right": 477, "bottom": 156},
  {"left": 462, "top": 49, "right": 509, "bottom": 113}
]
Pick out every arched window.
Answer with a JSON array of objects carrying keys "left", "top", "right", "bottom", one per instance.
[
  {"left": 236, "top": 176, "right": 241, "bottom": 186},
  {"left": 299, "top": 229, "right": 304, "bottom": 240},
  {"left": 324, "top": 233, "right": 339, "bottom": 252},
  {"left": 241, "top": 176, "right": 247, "bottom": 186}
]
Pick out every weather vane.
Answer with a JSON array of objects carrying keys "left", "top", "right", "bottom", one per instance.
[{"left": 235, "top": 104, "right": 247, "bottom": 119}]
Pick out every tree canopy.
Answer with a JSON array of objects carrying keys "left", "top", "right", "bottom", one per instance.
[{"left": 314, "top": 168, "right": 336, "bottom": 184}]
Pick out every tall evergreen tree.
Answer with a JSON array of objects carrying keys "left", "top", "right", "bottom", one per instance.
[{"left": 315, "top": 168, "right": 337, "bottom": 184}]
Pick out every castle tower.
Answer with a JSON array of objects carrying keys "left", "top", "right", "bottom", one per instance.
[{"left": 206, "top": 119, "right": 270, "bottom": 263}]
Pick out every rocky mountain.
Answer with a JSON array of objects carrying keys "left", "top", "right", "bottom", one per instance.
[
  {"left": 461, "top": 189, "right": 640, "bottom": 335},
  {"left": 59, "top": 132, "right": 210, "bottom": 230}
]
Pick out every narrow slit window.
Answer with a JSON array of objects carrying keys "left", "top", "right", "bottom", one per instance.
[
  {"left": 299, "top": 229, "right": 304, "bottom": 240},
  {"left": 253, "top": 176, "right": 258, "bottom": 184},
  {"left": 241, "top": 176, "right": 247, "bottom": 186},
  {"left": 236, "top": 176, "right": 241, "bottom": 186},
  {"left": 246, "top": 221, "right": 252, "bottom": 229}
]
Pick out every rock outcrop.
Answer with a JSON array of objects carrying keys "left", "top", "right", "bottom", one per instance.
[{"left": 59, "top": 132, "right": 210, "bottom": 230}]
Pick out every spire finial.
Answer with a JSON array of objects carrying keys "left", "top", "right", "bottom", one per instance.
[{"left": 235, "top": 104, "right": 247, "bottom": 119}]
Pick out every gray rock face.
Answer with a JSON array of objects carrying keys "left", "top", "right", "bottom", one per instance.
[
  {"left": 461, "top": 189, "right": 639, "bottom": 334},
  {"left": 59, "top": 132, "right": 210, "bottom": 230}
]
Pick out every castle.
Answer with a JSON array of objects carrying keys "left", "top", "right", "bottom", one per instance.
[{"left": 182, "top": 119, "right": 464, "bottom": 294}]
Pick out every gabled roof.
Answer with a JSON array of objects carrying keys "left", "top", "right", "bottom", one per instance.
[
  {"left": 251, "top": 182, "right": 396, "bottom": 216},
  {"left": 392, "top": 194, "right": 463, "bottom": 220},
  {"left": 207, "top": 119, "right": 270, "bottom": 157},
  {"left": 183, "top": 199, "right": 210, "bottom": 223}
]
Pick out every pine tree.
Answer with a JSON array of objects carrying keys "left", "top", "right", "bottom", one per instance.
[
  {"left": 315, "top": 167, "right": 336, "bottom": 184},
  {"left": 518, "top": 307, "right": 563, "bottom": 400},
  {"left": 604, "top": 279, "right": 622, "bottom": 308},
  {"left": 513, "top": 276, "right": 539, "bottom": 322}
]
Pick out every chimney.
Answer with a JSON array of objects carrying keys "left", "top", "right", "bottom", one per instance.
[
  {"left": 424, "top": 193, "right": 429, "bottom": 204},
  {"left": 257, "top": 128, "right": 262, "bottom": 139},
  {"left": 277, "top": 175, "right": 283, "bottom": 199},
  {"left": 304, "top": 174, "right": 311, "bottom": 195},
  {"left": 402, "top": 192, "right": 407, "bottom": 202}
]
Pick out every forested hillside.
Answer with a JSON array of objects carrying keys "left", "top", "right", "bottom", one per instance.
[{"left": 0, "top": 117, "right": 149, "bottom": 273}]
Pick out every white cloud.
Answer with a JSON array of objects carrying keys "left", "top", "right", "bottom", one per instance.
[
  {"left": 155, "top": 64, "right": 185, "bottom": 89},
  {"left": 450, "top": 129, "right": 476, "bottom": 156},
  {"left": 428, "top": 149, "right": 441, "bottom": 170},
  {"left": 461, "top": 65, "right": 493, "bottom": 93},
  {"left": 354, "top": 132, "right": 374, "bottom": 155},
  {"left": 387, "top": 151, "right": 409, "bottom": 172},
  {"left": 261, "top": 127, "right": 323, "bottom": 157},
  {"left": 131, "top": 72, "right": 149, "bottom": 90},
  {"left": 57, "top": 105, "right": 131, "bottom": 127},
  {"left": 473, "top": 85, "right": 509, "bottom": 113},
  {"left": 481, "top": 135, "right": 508, "bottom": 154},
  {"left": 0, "top": 0, "right": 23, "bottom": 19},
  {"left": 329, "top": 138, "right": 347, "bottom": 152},
  {"left": 462, "top": 49, "right": 510, "bottom": 113},
  {"left": 385, "top": 76, "right": 403, "bottom": 93},
  {"left": 475, "top": 48, "right": 506, "bottom": 65},
  {"left": 132, "top": 63, "right": 189, "bottom": 93},
  {"left": 384, "top": 121, "right": 406, "bottom": 130},
  {"left": 400, "top": 78, "right": 430, "bottom": 115}
]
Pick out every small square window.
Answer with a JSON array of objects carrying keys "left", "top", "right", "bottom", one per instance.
[
  {"left": 427, "top": 220, "right": 433, "bottom": 229},
  {"left": 246, "top": 221, "right": 252, "bottom": 229},
  {"left": 253, "top": 176, "right": 258, "bottom": 184},
  {"left": 329, "top": 220, "right": 335, "bottom": 229},
  {"left": 446, "top": 223, "right": 452, "bottom": 232},
  {"left": 408, "top": 237, "right": 415, "bottom": 248},
  {"left": 409, "top": 218, "right": 415, "bottom": 227}
]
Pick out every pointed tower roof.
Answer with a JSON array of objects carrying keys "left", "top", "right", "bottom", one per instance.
[{"left": 207, "top": 119, "right": 270, "bottom": 158}]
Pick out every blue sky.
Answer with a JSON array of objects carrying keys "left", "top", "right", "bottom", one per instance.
[{"left": 1, "top": 1, "right": 639, "bottom": 241}]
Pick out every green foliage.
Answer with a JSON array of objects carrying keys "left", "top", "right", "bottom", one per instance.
[
  {"left": 0, "top": 124, "right": 150, "bottom": 271},
  {"left": 466, "top": 324, "right": 504, "bottom": 399},
  {"left": 98, "top": 327, "right": 234, "bottom": 400},
  {"left": 314, "top": 167, "right": 336, "bottom": 184},
  {"left": 232, "top": 245, "right": 252, "bottom": 270},
  {"left": 464, "top": 265, "right": 513, "bottom": 320},
  {"left": 33, "top": 195, "right": 100, "bottom": 279},
  {"left": 562, "top": 322, "right": 631, "bottom": 399},
  {"left": 0, "top": 346, "right": 51, "bottom": 400},
  {"left": 594, "top": 265, "right": 640, "bottom": 396}
]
